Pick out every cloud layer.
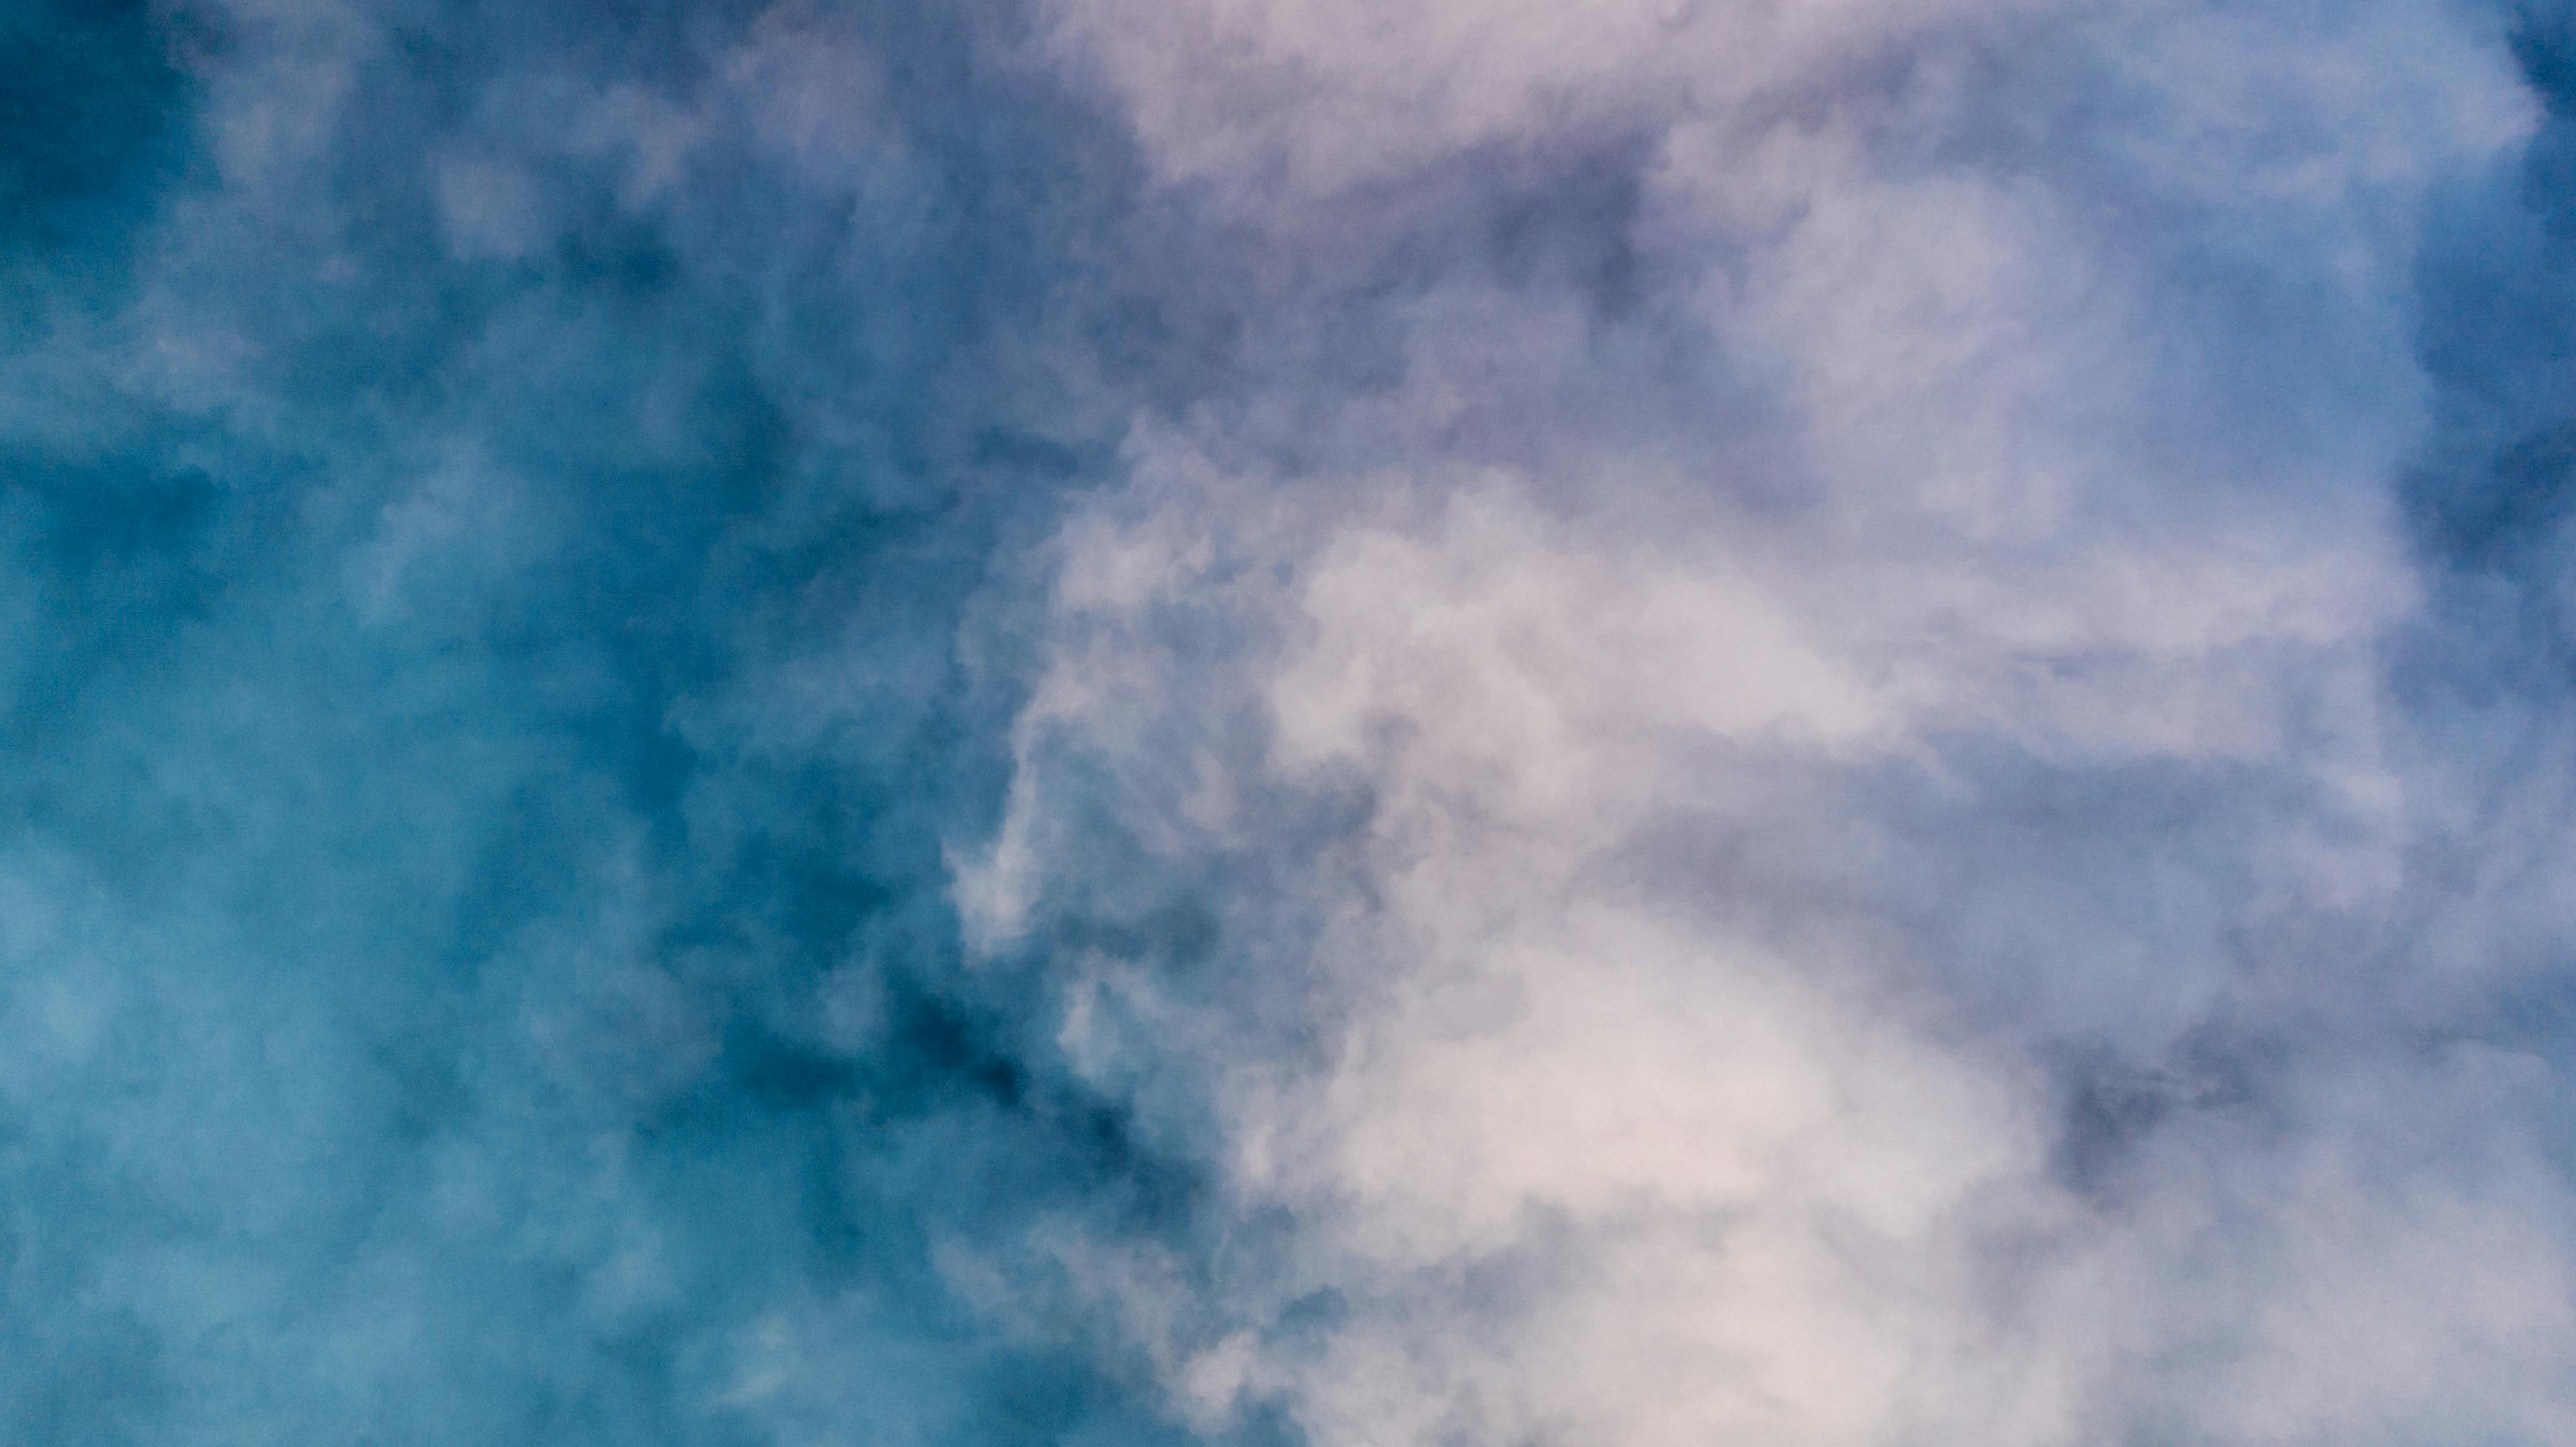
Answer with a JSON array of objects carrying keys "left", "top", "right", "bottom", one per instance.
[{"left": 6, "top": 1, "right": 2576, "bottom": 1444}]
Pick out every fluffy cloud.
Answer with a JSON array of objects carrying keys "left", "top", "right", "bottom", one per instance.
[{"left": 956, "top": 3, "right": 2576, "bottom": 1445}]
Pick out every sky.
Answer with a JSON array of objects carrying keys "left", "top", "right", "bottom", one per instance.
[{"left": 5, "top": 1, "right": 2576, "bottom": 1443}]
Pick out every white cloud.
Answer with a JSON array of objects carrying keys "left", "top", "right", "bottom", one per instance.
[{"left": 955, "top": 1, "right": 2568, "bottom": 1443}]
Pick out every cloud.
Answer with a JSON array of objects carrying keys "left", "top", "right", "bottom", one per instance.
[
  {"left": 955, "top": 3, "right": 2576, "bottom": 1446},
  {"left": 11, "top": 1, "right": 2576, "bottom": 1445},
  {"left": 0, "top": 1, "right": 1176, "bottom": 1442}
]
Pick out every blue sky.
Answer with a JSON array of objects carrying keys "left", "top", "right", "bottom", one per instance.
[{"left": 6, "top": 1, "right": 2576, "bottom": 1443}]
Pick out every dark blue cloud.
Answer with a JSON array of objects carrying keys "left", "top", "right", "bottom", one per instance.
[{"left": 0, "top": 1, "right": 1215, "bottom": 1442}]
